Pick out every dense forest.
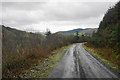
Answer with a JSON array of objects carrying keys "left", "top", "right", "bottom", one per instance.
[
  {"left": 88, "top": 1, "right": 120, "bottom": 69},
  {"left": 2, "top": 25, "right": 90, "bottom": 77}
]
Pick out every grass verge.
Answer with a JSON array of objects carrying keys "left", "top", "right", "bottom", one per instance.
[
  {"left": 83, "top": 43, "right": 120, "bottom": 72},
  {"left": 20, "top": 44, "right": 72, "bottom": 78}
]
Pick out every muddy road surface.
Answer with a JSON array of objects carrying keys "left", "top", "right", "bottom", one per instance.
[{"left": 48, "top": 43, "right": 120, "bottom": 79}]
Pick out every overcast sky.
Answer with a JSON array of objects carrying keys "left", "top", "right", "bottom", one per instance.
[{"left": 1, "top": 0, "right": 119, "bottom": 33}]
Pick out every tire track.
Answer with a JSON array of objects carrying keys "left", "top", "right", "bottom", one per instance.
[
  {"left": 48, "top": 43, "right": 120, "bottom": 79},
  {"left": 73, "top": 45, "right": 86, "bottom": 78}
]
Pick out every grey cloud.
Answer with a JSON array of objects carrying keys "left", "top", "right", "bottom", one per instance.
[
  {"left": 1, "top": 1, "right": 118, "bottom": 32},
  {"left": 2, "top": 2, "right": 46, "bottom": 11},
  {"left": 43, "top": 2, "right": 114, "bottom": 21},
  {"left": 3, "top": 2, "right": 112, "bottom": 22}
]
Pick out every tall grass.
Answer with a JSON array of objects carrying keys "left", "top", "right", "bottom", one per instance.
[
  {"left": 84, "top": 43, "right": 120, "bottom": 72},
  {"left": 2, "top": 27, "right": 76, "bottom": 77}
]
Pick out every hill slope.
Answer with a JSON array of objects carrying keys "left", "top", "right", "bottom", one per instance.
[
  {"left": 88, "top": 1, "right": 120, "bottom": 71},
  {"left": 2, "top": 25, "right": 44, "bottom": 50},
  {"left": 56, "top": 28, "right": 97, "bottom": 36},
  {"left": 62, "top": 28, "right": 84, "bottom": 34},
  {"left": 2, "top": 25, "right": 77, "bottom": 78},
  {"left": 90, "top": 1, "right": 120, "bottom": 48}
]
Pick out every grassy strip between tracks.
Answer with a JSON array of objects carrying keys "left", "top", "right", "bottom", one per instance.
[
  {"left": 20, "top": 44, "right": 72, "bottom": 78},
  {"left": 83, "top": 43, "right": 120, "bottom": 73}
]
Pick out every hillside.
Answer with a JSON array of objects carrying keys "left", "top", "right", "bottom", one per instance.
[
  {"left": 2, "top": 25, "right": 44, "bottom": 50},
  {"left": 75, "top": 28, "right": 97, "bottom": 37},
  {"left": 56, "top": 28, "right": 97, "bottom": 36},
  {"left": 61, "top": 28, "right": 84, "bottom": 34},
  {"left": 90, "top": 1, "right": 120, "bottom": 49},
  {"left": 87, "top": 1, "right": 120, "bottom": 71},
  {"left": 2, "top": 25, "right": 78, "bottom": 78}
]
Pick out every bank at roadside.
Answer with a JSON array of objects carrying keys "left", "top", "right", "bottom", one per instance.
[
  {"left": 20, "top": 45, "right": 72, "bottom": 78},
  {"left": 83, "top": 43, "right": 120, "bottom": 78}
]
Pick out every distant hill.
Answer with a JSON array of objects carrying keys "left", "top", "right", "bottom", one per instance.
[
  {"left": 61, "top": 28, "right": 84, "bottom": 34},
  {"left": 78, "top": 28, "right": 97, "bottom": 37},
  {"left": 56, "top": 28, "right": 97, "bottom": 37}
]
